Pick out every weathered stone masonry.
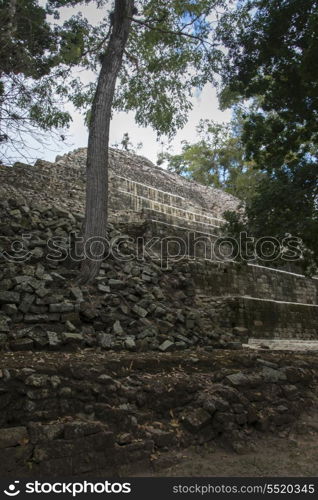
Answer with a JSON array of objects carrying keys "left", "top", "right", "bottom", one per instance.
[
  {"left": 0, "top": 350, "right": 316, "bottom": 477},
  {"left": 0, "top": 148, "right": 318, "bottom": 477},
  {"left": 0, "top": 148, "right": 317, "bottom": 341}
]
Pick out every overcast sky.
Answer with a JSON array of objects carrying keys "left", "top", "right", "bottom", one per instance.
[{"left": 19, "top": 1, "right": 231, "bottom": 165}]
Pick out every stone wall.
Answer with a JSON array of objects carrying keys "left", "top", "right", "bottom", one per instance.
[
  {"left": 0, "top": 148, "right": 317, "bottom": 345},
  {"left": 0, "top": 148, "right": 318, "bottom": 478},
  {"left": 235, "top": 297, "right": 318, "bottom": 339},
  {"left": 60, "top": 148, "right": 241, "bottom": 219},
  {"left": 0, "top": 148, "right": 240, "bottom": 226},
  {"left": 110, "top": 176, "right": 224, "bottom": 229},
  {"left": 190, "top": 260, "right": 318, "bottom": 305},
  {"left": 0, "top": 350, "right": 316, "bottom": 477}
]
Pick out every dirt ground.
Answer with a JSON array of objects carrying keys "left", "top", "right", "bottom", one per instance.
[
  {"left": 150, "top": 436, "right": 318, "bottom": 477},
  {"left": 138, "top": 409, "right": 318, "bottom": 477}
]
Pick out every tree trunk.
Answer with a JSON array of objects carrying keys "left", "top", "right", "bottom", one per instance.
[
  {"left": 1, "top": 0, "right": 17, "bottom": 45},
  {"left": 79, "top": 0, "right": 134, "bottom": 283},
  {"left": 8, "top": 0, "right": 17, "bottom": 36}
]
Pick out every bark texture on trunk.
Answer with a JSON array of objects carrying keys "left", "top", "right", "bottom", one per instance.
[
  {"left": 80, "top": 0, "right": 134, "bottom": 283},
  {"left": 1, "top": 0, "right": 17, "bottom": 45},
  {"left": 8, "top": 0, "right": 17, "bottom": 35}
]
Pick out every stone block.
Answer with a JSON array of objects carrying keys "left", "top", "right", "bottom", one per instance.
[
  {"left": 2, "top": 303, "right": 18, "bottom": 316},
  {"left": 62, "top": 332, "right": 84, "bottom": 344},
  {"left": 0, "top": 291, "right": 20, "bottom": 304},
  {"left": 181, "top": 408, "right": 212, "bottom": 432},
  {"left": 10, "top": 338, "right": 34, "bottom": 351},
  {"left": 124, "top": 337, "right": 136, "bottom": 350},
  {"left": 49, "top": 303, "right": 74, "bottom": 313},
  {"left": 109, "top": 279, "right": 125, "bottom": 290},
  {"left": 158, "top": 340, "right": 174, "bottom": 352},
  {"left": 28, "top": 422, "right": 64, "bottom": 443},
  {"left": 0, "top": 314, "right": 10, "bottom": 332},
  {"left": 47, "top": 331, "right": 62, "bottom": 349},
  {"left": 64, "top": 421, "right": 106, "bottom": 440},
  {"left": 113, "top": 320, "right": 124, "bottom": 335},
  {"left": 0, "top": 427, "right": 28, "bottom": 449},
  {"left": 25, "top": 373, "right": 48, "bottom": 388},
  {"left": 97, "top": 333, "right": 113, "bottom": 349},
  {"left": 70, "top": 287, "right": 84, "bottom": 302},
  {"left": 132, "top": 304, "right": 148, "bottom": 318},
  {"left": 226, "top": 372, "right": 250, "bottom": 387}
]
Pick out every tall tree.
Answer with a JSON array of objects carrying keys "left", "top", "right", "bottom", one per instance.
[
  {"left": 80, "top": 0, "right": 134, "bottom": 283},
  {"left": 2, "top": 0, "right": 226, "bottom": 280},
  {"left": 59, "top": 0, "right": 226, "bottom": 283}
]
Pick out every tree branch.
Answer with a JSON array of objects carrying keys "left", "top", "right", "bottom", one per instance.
[
  {"left": 124, "top": 49, "right": 139, "bottom": 70},
  {"left": 130, "top": 17, "right": 215, "bottom": 47},
  {"left": 81, "top": 26, "right": 112, "bottom": 58}
]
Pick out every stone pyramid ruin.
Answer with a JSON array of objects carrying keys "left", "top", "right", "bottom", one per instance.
[{"left": 0, "top": 148, "right": 317, "bottom": 477}]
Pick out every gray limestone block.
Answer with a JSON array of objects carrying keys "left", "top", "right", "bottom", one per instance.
[{"left": 0, "top": 291, "right": 20, "bottom": 304}]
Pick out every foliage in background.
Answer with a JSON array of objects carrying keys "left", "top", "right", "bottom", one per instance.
[
  {"left": 0, "top": 0, "right": 93, "bottom": 163},
  {"left": 112, "top": 0, "right": 227, "bottom": 137},
  {"left": 160, "top": 108, "right": 263, "bottom": 203},
  {"left": 46, "top": 0, "right": 229, "bottom": 137},
  {"left": 217, "top": 0, "right": 318, "bottom": 274}
]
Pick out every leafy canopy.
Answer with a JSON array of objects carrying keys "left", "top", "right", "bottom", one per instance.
[
  {"left": 217, "top": 0, "right": 318, "bottom": 273},
  {"left": 113, "top": 0, "right": 226, "bottom": 136},
  {"left": 1, "top": 0, "right": 229, "bottom": 162},
  {"left": 0, "top": 0, "right": 94, "bottom": 162}
]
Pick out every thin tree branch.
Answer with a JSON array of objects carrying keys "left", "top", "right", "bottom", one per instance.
[
  {"left": 180, "top": 13, "right": 204, "bottom": 31},
  {"left": 81, "top": 26, "right": 112, "bottom": 58},
  {"left": 124, "top": 49, "right": 139, "bottom": 70},
  {"left": 130, "top": 17, "right": 215, "bottom": 47}
]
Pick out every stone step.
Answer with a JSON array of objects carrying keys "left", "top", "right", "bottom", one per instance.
[{"left": 245, "top": 338, "right": 318, "bottom": 352}]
